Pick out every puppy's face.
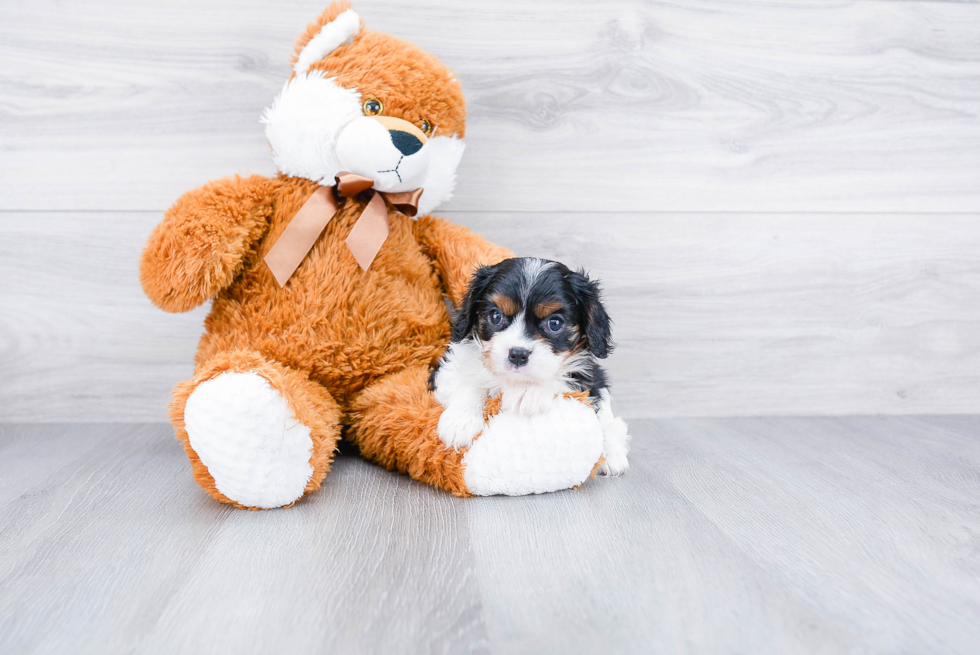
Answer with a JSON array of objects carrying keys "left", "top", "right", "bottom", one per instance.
[{"left": 454, "top": 259, "right": 613, "bottom": 385}]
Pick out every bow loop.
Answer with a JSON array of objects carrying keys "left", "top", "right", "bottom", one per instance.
[
  {"left": 380, "top": 188, "right": 423, "bottom": 217},
  {"left": 335, "top": 172, "right": 375, "bottom": 198}
]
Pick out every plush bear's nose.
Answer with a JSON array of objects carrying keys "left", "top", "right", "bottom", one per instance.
[
  {"left": 389, "top": 130, "right": 424, "bottom": 156},
  {"left": 508, "top": 347, "right": 531, "bottom": 368}
]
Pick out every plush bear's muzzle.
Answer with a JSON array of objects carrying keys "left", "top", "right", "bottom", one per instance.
[{"left": 335, "top": 115, "right": 432, "bottom": 192}]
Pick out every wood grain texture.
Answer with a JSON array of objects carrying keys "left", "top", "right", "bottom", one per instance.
[
  {"left": 1, "top": 418, "right": 979, "bottom": 653},
  {"left": 467, "top": 415, "right": 980, "bottom": 654},
  {"left": 1, "top": 0, "right": 979, "bottom": 212},
  {"left": 0, "top": 424, "right": 487, "bottom": 655},
  {"left": 2, "top": 0, "right": 978, "bottom": 419},
  {"left": 2, "top": 211, "right": 978, "bottom": 421}
]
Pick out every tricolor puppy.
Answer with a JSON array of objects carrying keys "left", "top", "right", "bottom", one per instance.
[{"left": 432, "top": 258, "right": 630, "bottom": 476}]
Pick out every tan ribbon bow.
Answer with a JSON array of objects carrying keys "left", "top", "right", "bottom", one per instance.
[{"left": 263, "top": 172, "right": 423, "bottom": 286}]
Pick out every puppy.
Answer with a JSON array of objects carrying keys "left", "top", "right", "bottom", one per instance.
[{"left": 431, "top": 257, "right": 630, "bottom": 476}]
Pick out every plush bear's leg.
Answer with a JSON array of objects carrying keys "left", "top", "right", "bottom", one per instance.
[
  {"left": 170, "top": 349, "right": 342, "bottom": 509},
  {"left": 347, "top": 365, "right": 471, "bottom": 497}
]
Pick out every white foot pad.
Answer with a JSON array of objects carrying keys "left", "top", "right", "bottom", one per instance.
[
  {"left": 184, "top": 372, "right": 314, "bottom": 508},
  {"left": 462, "top": 398, "right": 604, "bottom": 496}
]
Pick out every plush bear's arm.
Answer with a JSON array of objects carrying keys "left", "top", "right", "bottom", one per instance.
[
  {"left": 140, "top": 175, "right": 277, "bottom": 312},
  {"left": 413, "top": 215, "right": 514, "bottom": 307}
]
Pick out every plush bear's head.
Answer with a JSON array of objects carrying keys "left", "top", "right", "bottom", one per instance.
[{"left": 262, "top": 1, "right": 466, "bottom": 215}]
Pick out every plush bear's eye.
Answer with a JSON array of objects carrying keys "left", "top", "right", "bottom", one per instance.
[
  {"left": 419, "top": 119, "right": 433, "bottom": 136},
  {"left": 362, "top": 98, "right": 383, "bottom": 116}
]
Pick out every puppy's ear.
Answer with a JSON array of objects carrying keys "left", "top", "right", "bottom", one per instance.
[
  {"left": 451, "top": 265, "right": 498, "bottom": 342},
  {"left": 568, "top": 270, "right": 614, "bottom": 358}
]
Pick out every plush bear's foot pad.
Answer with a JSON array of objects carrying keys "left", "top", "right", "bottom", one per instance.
[
  {"left": 184, "top": 372, "right": 314, "bottom": 509},
  {"left": 462, "top": 398, "right": 603, "bottom": 496}
]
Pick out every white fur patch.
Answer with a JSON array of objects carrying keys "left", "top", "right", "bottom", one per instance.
[
  {"left": 520, "top": 258, "right": 551, "bottom": 294},
  {"left": 434, "top": 340, "right": 493, "bottom": 449},
  {"left": 416, "top": 135, "right": 465, "bottom": 215},
  {"left": 294, "top": 9, "right": 361, "bottom": 74},
  {"left": 596, "top": 389, "right": 631, "bottom": 476},
  {"left": 261, "top": 71, "right": 362, "bottom": 186},
  {"left": 463, "top": 397, "right": 604, "bottom": 496},
  {"left": 184, "top": 372, "right": 314, "bottom": 509},
  {"left": 336, "top": 117, "right": 431, "bottom": 192}
]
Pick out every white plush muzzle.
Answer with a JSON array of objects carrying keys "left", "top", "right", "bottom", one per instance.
[{"left": 335, "top": 117, "right": 431, "bottom": 192}]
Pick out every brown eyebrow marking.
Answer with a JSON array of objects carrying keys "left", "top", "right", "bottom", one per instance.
[
  {"left": 489, "top": 293, "right": 518, "bottom": 316},
  {"left": 534, "top": 300, "right": 564, "bottom": 318}
]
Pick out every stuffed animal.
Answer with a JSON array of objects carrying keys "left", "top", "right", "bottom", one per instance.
[{"left": 140, "top": 1, "right": 623, "bottom": 509}]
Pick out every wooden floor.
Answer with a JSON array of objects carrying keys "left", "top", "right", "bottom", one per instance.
[{"left": 2, "top": 417, "right": 978, "bottom": 654}]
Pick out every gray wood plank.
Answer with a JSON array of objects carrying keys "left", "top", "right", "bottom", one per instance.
[
  {"left": 653, "top": 416, "right": 980, "bottom": 652},
  {"left": 1, "top": 418, "right": 979, "bottom": 653},
  {"left": 465, "top": 444, "right": 850, "bottom": 653},
  {"left": 3, "top": 211, "right": 979, "bottom": 421},
  {"left": 1, "top": 0, "right": 979, "bottom": 212},
  {"left": 465, "top": 416, "right": 980, "bottom": 654},
  {"left": 0, "top": 424, "right": 488, "bottom": 655}
]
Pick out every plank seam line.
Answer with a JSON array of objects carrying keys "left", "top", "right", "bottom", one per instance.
[{"left": 1, "top": 210, "right": 978, "bottom": 217}]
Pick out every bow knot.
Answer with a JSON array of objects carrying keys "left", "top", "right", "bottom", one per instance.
[{"left": 264, "top": 172, "right": 423, "bottom": 286}]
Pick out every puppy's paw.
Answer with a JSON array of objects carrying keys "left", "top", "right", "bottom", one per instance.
[
  {"left": 437, "top": 405, "right": 486, "bottom": 451},
  {"left": 501, "top": 387, "right": 558, "bottom": 416},
  {"left": 597, "top": 451, "right": 629, "bottom": 476},
  {"left": 597, "top": 414, "right": 630, "bottom": 477}
]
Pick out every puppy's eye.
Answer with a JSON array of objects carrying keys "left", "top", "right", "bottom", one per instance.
[
  {"left": 488, "top": 309, "right": 503, "bottom": 326},
  {"left": 362, "top": 98, "right": 383, "bottom": 116},
  {"left": 546, "top": 316, "right": 564, "bottom": 333},
  {"left": 419, "top": 119, "right": 434, "bottom": 136}
]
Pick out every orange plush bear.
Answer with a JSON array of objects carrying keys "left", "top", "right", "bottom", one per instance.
[{"left": 141, "top": 2, "right": 609, "bottom": 508}]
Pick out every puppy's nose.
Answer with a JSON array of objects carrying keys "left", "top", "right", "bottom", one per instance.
[
  {"left": 508, "top": 347, "right": 531, "bottom": 368},
  {"left": 389, "top": 130, "right": 423, "bottom": 156}
]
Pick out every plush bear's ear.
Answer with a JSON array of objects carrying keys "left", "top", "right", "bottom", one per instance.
[
  {"left": 451, "top": 265, "right": 498, "bottom": 343},
  {"left": 293, "top": 2, "right": 363, "bottom": 74}
]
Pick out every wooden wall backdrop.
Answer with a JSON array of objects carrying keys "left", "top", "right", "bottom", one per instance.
[{"left": 1, "top": 0, "right": 979, "bottom": 421}]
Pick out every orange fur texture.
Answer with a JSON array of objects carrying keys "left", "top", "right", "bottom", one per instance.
[
  {"left": 141, "top": 3, "right": 512, "bottom": 508},
  {"left": 348, "top": 366, "right": 470, "bottom": 497}
]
